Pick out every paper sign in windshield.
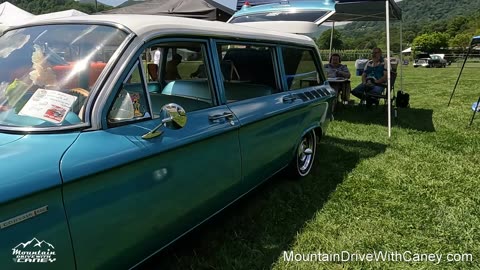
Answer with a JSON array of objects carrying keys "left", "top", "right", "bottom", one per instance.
[{"left": 19, "top": 89, "right": 77, "bottom": 124}]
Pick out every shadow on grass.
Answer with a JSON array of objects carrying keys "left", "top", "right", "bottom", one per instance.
[
  {"left": 137, "top": 136, "right": 387, "bottom": 270},
  {"left": 335, "top": 105, "right": 435, "bottom": 132}
]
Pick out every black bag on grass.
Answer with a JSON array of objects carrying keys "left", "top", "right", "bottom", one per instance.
[{"left": 396, "top": 90, "right": 410, "bottom": 108}]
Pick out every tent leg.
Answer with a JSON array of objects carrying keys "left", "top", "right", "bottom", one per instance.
[
  {"left": 329, "top": 22, "right": 335, "bottom": 59},
  {"left": 386, "top": 0, "right": 391, "bottom": 138},
  {"left": 470, "top": 96, "right": 480, "bottom": 126},
  {"left": 448, "top": 46, "right": 472, "bottom": 106}
]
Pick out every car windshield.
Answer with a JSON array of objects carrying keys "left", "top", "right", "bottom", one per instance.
[
  {"left": 230, "top": 10, "right": 330, "bottom": 23},
  {"left": 0, "top": 24, "right": 128, "bottom": 129}
]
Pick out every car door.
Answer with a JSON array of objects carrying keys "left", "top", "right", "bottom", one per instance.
[
  {"left": 213, "top": 42, "right": 315, "bottom": 190},
  {"left": 60, "top": 40, "right": 242, "bottom": 270}
]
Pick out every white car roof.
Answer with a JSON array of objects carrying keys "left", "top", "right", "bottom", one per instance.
[{"left": 24, "top": 14, "right": 315, "bottom": 47}]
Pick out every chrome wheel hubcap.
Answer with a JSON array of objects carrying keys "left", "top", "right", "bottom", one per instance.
[{"left": 297, "top": 132, "right": 315, "bottom": 175}]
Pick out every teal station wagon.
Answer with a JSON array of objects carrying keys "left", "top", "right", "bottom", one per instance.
[{"left": 0, "top": 15, "right": 335, "bottom": 269}]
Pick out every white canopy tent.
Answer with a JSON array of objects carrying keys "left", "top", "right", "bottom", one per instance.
[
  {"left": 0, "top": 2, "right": 33, "bottom": 30},
  {"left": 25, "top": 9, "right": 88, "bottom": 23},
  {"left": 402, "top": 47, "right": 412, "bottom": 53},
  {"left": 328, "top": 0, "right": 403, "bottom": 138}
]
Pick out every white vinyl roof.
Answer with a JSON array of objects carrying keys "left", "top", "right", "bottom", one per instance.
[{"left": 18, "top": 14, "right": 315, "bottom": 46}]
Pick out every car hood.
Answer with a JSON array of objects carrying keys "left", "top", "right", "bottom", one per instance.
[
  {"left": 0, "top": 132, "right": 79, "bottom": 204},
  {"left": 0, "top": 133, "right": 25, "bottom": 146}
]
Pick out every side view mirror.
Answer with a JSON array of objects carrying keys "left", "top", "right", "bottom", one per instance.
[{"left": 142, "top": 103, "right": 187, "bottom": 139}]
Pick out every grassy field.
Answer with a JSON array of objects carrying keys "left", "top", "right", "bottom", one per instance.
[{"left": 140, "top": 62, "right": 480, "bottom": 270}]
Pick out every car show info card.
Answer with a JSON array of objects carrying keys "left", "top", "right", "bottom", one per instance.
[{"left": 19, "top": 89, "right": 77, "bottom": 123}]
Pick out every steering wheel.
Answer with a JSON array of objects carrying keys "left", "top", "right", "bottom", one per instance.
[{"left": 69, "top": 88, "right": 89, "bottom": 121}]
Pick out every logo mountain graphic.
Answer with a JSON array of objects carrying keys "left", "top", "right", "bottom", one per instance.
[
  {"left": 13, "top": 238, "right": 55, "bottom": 250},
  {"left": 12, "top": 238, "right": 56, "bottom": 263}
]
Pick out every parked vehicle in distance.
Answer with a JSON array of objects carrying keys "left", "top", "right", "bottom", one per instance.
[
  {"left": 413, "top": 53, "right": 448, "bottom": 68},
  {"left": 228, "top": 0, "right": 335, "bottom": 24},
  {"left": 227, "top": 0, "right": 336, "bottom": 35},
  {"left": 0, "top": 14, "right": 335, "bottom": 269}
]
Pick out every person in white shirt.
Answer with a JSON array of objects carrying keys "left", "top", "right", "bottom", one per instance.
[{"left": 153, "top": 48, "right": 161, "bottom": 66}]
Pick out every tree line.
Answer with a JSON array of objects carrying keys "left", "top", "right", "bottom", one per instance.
[{"left": 318, "top": 0, "right": 480, "bottom": 55}]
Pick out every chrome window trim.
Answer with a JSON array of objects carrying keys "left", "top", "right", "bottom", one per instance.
[
  {"left": 138, "top": 56, "right": 154, "bottom": 119},
  {"left": 96, "top": 36, "right": 220, "bottom": 130},
  {"left": 213, "top": 39, "right": 286, "bottom": 96},
  {"left": 0, "top": 124, "right": 89, "bottom": 133},
  {"left": 84, "top": 32, "right": 136, "bottom": 131},
  {"left": 105, "top": 58, "right": 152, "bottom": 127},
  {"left": 90, "top": 34, "right": 141, "bottom": 131},
  {"left": 2, "top": 28, "right": 318, "bottom": 132},
  {"left": 279, "top": 44, "right": 326, "bottom": 89}
]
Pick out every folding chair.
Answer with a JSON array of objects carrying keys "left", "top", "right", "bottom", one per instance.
[
  {"left": 365, "top": 70, "right": 397, "bottom": 106},
  {"left": 364, "top": 57, "right": 398, "bottom": 106}
]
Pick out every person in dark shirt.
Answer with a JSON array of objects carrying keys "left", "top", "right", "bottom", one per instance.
[{"left": 165, "top": 54, "right": 182, "bottom": 80}]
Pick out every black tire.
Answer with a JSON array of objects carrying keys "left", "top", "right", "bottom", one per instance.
[{"left": 286, "top": 130, "right": 317, "bottom": 178}]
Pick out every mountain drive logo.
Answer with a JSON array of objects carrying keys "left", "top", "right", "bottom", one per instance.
[{"left": 12, "top": 238, "right": 56, "bottom": 263}]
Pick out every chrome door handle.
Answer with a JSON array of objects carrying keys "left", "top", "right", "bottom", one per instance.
[
  {"left": 208, "top": 112, "right": 234, "bottom": 121},
  {"left": 283, "top": 95, "right": 297, "bottom": 103}
]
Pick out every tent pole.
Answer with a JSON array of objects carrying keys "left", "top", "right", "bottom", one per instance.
[
  {"left": 329, "top": 22, "right": 335, "bottom": 59},
  {"left": 448, "top": 43, "right": 472, "bottom": 106},
  {"left": 399, "top": 21, "right": 403, "bottom": 92},
  {"left": 386, "top": 0, "right": 391, "bottom": 137}
]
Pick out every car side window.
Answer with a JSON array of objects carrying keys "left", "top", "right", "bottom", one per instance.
[
  {"left": 282, "top": 47, "right": 322, "bottom": 90},
  {"left": 216, "top": 43, "right": 279, "bottom": 103},
  {"left": 151, "top": 41, "right": 214, "bottom": 112},
  {"left": 108, "top": 60, "right": 150, "bottom": 124}
]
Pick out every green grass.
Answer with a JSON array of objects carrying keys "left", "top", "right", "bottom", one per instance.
[{"left": 140, "top": 62, "right": 480, "bottom": 270}]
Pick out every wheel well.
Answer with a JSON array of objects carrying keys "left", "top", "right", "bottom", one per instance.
[{"left": 313, "top": 127, "right": 323, "bottom": 142}]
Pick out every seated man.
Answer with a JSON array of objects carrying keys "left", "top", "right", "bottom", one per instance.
[
  {"left": 165, "top": 54, "right": 182, "bottom": 80},
  {"left": 351, "top": 48, "right": 387, "bottom": 106}
]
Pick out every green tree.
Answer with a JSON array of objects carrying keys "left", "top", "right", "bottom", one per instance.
[
  {"left": 449, "top": 33, "right": 472, "bottom": 50},
  {"left": 316, "top": 29, "right": 344, "bottom": 50},
  {"left": 3, "top": 0, "right": 112, "bottom": 14},
  {"left": 447, "top": 16, "right": 468, "bottom": 37},
  {"left": 412, "top": 32, "right": 449, "bottom": 52},
  {"left": 421, "top": 20, "right": 447, "bottom": 34}
]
